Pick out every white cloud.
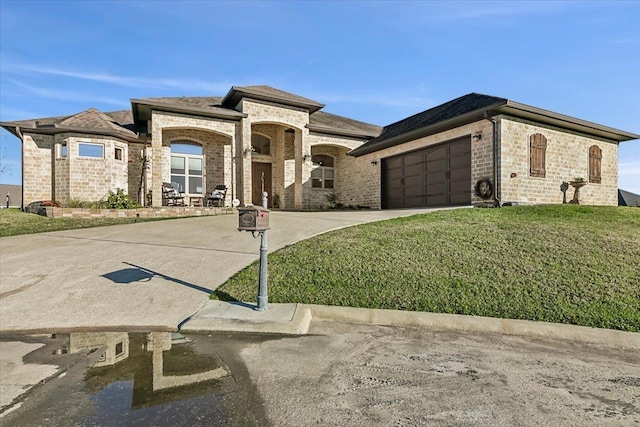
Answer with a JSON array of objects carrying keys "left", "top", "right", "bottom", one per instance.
[
  {"left": 619, "top": 162, "right": 640, "bottom": 177},
  {"left": 5, "top": 80, "right": 126, "bottom": 107},
  {"left": 3, "top": 62, "right": 233, "bottom": 93}
]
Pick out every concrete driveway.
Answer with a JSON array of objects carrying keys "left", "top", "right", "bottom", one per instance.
[{"left": 0, "top": 209, "right": 437, "bottom": 332}]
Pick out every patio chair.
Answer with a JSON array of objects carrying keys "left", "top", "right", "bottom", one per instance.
[
  {"left": 206, "top": 185, "right": 227, "bottom": 207},
  {"left": 162, "top": 182, "right": 185, "bottom": 206}
]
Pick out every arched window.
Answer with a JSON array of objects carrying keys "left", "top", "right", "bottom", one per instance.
[
  {"left": 529, "top": 133, "right": 547, "bottom": 178},
  {"left": 311, "top": 154, "right": 334, "bottom": 189},
  {"left": 589, "top": 145, "right": 602, "bottom": 184},
  {"left": 251, "top": 134, "right": 270, "bottom": 155},
  {"left": 171, "top": 141, "right": 204, "bottom": 194}
]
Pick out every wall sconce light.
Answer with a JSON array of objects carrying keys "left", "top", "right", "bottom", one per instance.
[
  {"left": 473, "top": 133, "right": 482, "bottom": 141},
  {"left": 303, "top": 152, "right": 311, "bottom": 162},
  {"left": 371, "top": 160, "right": 378, "bottom": 166},
  {"left": 243, "top": 147, "right": 253, "bottom": 158}
]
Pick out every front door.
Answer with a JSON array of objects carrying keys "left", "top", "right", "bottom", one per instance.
[{"left": 252, "top": 162, "right": 272, "bottom": 207}]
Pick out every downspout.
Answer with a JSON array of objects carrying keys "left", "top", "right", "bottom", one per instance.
[
  {"left": 483, "top": 112, "right": 500, "bottom": 207},
  {"left": 16, "top": 126, "right": 24, "bottom": 211}
]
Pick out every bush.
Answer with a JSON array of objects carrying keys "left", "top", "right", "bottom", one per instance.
[{"left": 106, "top": 189, "right": 140, "bottom": 209}]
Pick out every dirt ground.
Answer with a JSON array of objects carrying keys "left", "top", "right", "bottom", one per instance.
[{"left": 240, "top": 320, "right": 640, "bottom": 427}]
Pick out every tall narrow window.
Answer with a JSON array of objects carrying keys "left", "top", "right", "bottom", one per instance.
[
  {"left": 171, "top": 141, "right": 204, "bottom": 194},
  {"left": 589, "top": 145, "right": 602, "bottom": 184},
  {"left": 529, "top": 133, "right": 547, "bottom": 178},
  {"left": 311, "top": 155, "right": 334, "bottom": 189}
]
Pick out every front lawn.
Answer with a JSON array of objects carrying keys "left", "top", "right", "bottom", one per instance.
[
  {"left": 0, "top": 208, "right": 168, "bottom": 237},
  {"left": 216, "top": 205, "right": 640, "bottom": 332}
]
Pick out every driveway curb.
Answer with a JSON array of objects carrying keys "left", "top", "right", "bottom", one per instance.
[
  {"left": 179, "top": 301, "right": 638, "bottom": 349},
  {"left": 305, "top": 304, "right": 640, "bottom": 350}
]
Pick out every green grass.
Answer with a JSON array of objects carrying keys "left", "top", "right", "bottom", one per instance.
[
  {"left": 216, "top": 205, "right": 640, "bottom": 332},
  {"left": 0, "top": 208, "right": 170, "bottom": 237}
]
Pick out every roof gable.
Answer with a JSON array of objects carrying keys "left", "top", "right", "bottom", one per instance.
[{"left": 221, "top": 85, "right": 325, "bottom": 113}]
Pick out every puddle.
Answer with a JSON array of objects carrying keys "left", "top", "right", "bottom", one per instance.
[{"left": 0, "top": 331, "right": 276, "bottom": 426}]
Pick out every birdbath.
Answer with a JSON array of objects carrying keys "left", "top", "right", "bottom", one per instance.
[{"left": 568, "top": 180, "right": 587, "bottom": 204}]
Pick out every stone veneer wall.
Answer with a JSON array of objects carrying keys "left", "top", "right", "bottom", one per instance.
[
  {"left": 62, "top": 135, "right": 129, "bottom": 203},
  {"left": 499, "top": 116, "right": 618, "bottom": 206},
  {"left": 161, "top": 128, "right": 232, "bottom": 204},
  {"left": 150, "top": 111, "right": 236, "bottom": 206},
  {"left": 239, "top": 99, "right": 310, "bottom": 208},
  {"left": 22, "top": 133, "right": 54, "bottom": 205},
  {"left": 338, "top": 120, "right": 495, "bottom": 209},
  {"left": 307, "top": 132, "right": 366, "bottom": 209}
]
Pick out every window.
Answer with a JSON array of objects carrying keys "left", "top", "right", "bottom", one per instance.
[
  {"left": 58, "top": 142, "right": 67, "bottom": 159},
  {"left": 311, "top": 154, "right": 334, "bottom": 189},
  {"left": 79, "top": 143, "right": 104, "bottom": 158},
  {"left": 171, "top": 142, "right": 204, "bottom": 194},
  {"left": 589, "top": 145, "right": 602, "bottom": 184},
  {"left": 251, "top": 134, "right": 270, "bottom": 155},
  {"left": 529, "top": 133, "right": 547, "bottom": 178},
  {"left": 115, "top": 147, "right": 123, "bottom": 161}
]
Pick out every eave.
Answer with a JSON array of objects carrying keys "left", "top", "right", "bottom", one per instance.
[
  {"left": 221, "top": 86, "right": 325, "bottom": 114},
  {"left": 131, "top": 99, "right": 247, "bottom": 126}
]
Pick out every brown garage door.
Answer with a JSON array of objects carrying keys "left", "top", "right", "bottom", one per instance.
[{"left": 382, "top": 136, "right": 471, "bottom": 209}]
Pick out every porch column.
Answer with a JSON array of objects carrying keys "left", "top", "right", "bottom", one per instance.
[
  {"left": 150, "top": 119, "right": 163, "bottom": 207},
  {"left": 294, "top": 127, "right": 310, "bottom": 209},
  {"left": 239, "top": 117, "right": 253, "bottom": 205}
]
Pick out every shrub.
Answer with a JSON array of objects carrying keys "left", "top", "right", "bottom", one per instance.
[{"left": 106, "top": 188, "right": 140, "bottom": 209}]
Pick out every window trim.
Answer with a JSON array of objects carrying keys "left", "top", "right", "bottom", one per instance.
[{"left": 114, "top": 147, "right": 123, "bottom": 161}]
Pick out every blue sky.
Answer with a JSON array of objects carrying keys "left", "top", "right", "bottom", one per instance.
[{"left": 1, "top": 0, "right": 639, "bottom": 192}]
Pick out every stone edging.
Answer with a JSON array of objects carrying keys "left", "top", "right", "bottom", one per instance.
[{"left": 43, "top": 206, "right": 235, "bottom": 219}]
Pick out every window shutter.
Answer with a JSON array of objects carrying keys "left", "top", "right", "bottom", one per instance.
[
  {"left": 589, "top": 145, "right": 602, "bottom": 184},
  {"left": 530, "top": 133, "right": 547, "bottom": 178}
]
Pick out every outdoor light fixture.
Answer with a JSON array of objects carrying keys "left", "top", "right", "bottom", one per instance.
[
  {"left": 303, "top": 152, "right": 311, "bottom": 162},
  {"left": 371, "top": 160, "right": 378, "bottom": 166},
  {"left": 473, "top": 133, "right": 483, "bottom": 140},
  {"left": 243, "top": 147, "right": 252, "bottom": 158}
]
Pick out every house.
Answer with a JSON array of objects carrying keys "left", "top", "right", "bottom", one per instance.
[
  {"left": 618, "top": 189, "right": 640, "bottom": 207},
  {"left": 1, "top": 85, "right": 637, "bottom": 210}
]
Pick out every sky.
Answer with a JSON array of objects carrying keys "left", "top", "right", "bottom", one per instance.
[{"left": 1, "top": 0, "right": 639, "bottom": 193}]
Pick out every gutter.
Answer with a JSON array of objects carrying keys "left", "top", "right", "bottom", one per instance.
[
  {"left": 483, "top": 112, "right": 500, "bottom": 207},
  {"left": 16, "top": 126, "right": 24, "bottom": 211}
]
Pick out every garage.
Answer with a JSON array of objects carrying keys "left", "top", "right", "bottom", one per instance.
[{"left": 382, "top": 136, "right": 471, "bottom": 209}]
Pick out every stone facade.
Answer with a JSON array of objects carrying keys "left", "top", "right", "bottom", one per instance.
[
  {"left": 11, "top": 89, "right": 631, "bottom": 210},
  {"left": 22, "top": 132, "right": 129, "bottom": 205},
  {"left": 337, "top": 120, "right": 495, "bottom": 208},
  {"left": 499, "top": 116, "right": 618, "bottom": 206}
]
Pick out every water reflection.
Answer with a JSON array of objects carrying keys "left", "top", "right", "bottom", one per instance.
[{"left": 70, "top": 332, "right": 229, "bottom": 409}]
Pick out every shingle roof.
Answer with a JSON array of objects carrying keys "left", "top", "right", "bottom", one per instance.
[
  {"left": 349, "top": 92, "right": 639, "bottom": 157},
  {"left": 619, "top": 189, "right": 640, "bottom": 207},
  {"left": 309, "top": 111, "right": 382, "bottom": 138},
  {"left": 0, "top": 108, "right": 141, "bottom": 139},
  {"left": 221, "top": 85, "right": 325, "bottom": 113},
  {"left": 136, "top": 96, "right": 224, "bottom": 109},
  {"left": 349, "top": 93, "right": 506, "bottom": 156}
]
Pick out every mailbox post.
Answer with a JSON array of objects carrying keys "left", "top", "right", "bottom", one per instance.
[{"left": 238, "top": 205, "right": 270, "bottom": 311}]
